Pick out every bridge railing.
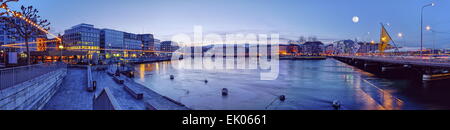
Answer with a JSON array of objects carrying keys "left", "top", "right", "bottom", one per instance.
[
  {"left": 385, "top": 56, "right": 450, "bottom": 64},
  {"left": 0, "top": 63, "right": 67, "bottom": 90},
  {"left": 344, "top": 55, "right": 450, "bottom": 64}
]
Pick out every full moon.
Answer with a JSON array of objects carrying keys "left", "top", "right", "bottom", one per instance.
[{"left": 352, "top": 16, "right": 360, "bottom": 23}]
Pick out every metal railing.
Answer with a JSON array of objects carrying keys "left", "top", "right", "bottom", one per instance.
[
  {"left": 363, "top": 56, "right": 450, "bottom": 64},
  {"left": 0, "top": 63, "right": 67, "bottom": 90}
]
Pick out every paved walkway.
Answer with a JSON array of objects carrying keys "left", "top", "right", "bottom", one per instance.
[
  {"left": 43, "top": 68, "right": 93, "bottom": 110},
  {"left": 92, "top": 70, "right": 145, "bottom": 110},
  {"left": 122, "top": 78, "right": 190, "bottom": 110},
  {"left": 44, "top": 67, "right": 189, "bottom": 110},
  {"left": 108, "top": 65, "right": 189, "bottom": 110}
]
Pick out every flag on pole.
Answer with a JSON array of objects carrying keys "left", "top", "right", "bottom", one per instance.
[{"left": 379, "top": 24, "right": 392, "bottom": 53}]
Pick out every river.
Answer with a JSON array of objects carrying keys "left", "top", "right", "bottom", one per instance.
[{"left": 133, "top": 58, "right": 450, "bottom": 110}]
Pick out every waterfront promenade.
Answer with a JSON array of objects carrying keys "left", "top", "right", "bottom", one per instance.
[
  {"left": 44, "top": 65, "right": 189, "bottom": 110},
  {"left": 43, "top": 68, "right": 92, "bottom": 110}
]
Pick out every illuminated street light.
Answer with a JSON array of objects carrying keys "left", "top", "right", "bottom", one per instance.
[
  {"left": 427, "top": 29, "right": 437, "bottom": 55},
  {"left": 397, "top": 33, "right": 403, "bottom": 38},
  {"left": 59, "top": 45, "right": 64, "bottom": 62},
  {"left": 426, "top": 25, "right": 432, "bottom": 31},
  {"left": 420, "top": 2, "right": 435, "bottom": 57}
]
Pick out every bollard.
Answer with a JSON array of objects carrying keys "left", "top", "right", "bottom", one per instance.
[
  {"left": 92, "top": 81, "right": 97, "bottom": 91},
  {"left": 279, "top": 95, "right": 286, "bottom": 101},
  {"left": 222, "top": 88, "right": 228, "bottom": 96},
  {"left": 332, "top": 100, "right": 341, "bottom": 110}
]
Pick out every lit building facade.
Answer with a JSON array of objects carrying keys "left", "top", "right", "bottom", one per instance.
[
  {"left": 137, "top": 34, "right": 155, "bottom": 56},
  {"left": 123, "top": 32, "right": 142, "bottom": 58},
  {"left": 64, "top": 23, "right": 157, "bottom": 61},
  {"left": 160, "top": 41, "right": 179, "bottom": 56},
  {"left": 100, "top": 29, "right": 124, "bottom": 59},
  {"left": 300, "top": 41, "right": 324, "bottom": 56},
  {"left": 0, "top": 17, "right": 47, "bottom": 52},
  {"left": 63, "top": 23, "right": 101, "bottom": 58},
  {"left": 1, "top": 17, "right": 47, "bottom": 65}
]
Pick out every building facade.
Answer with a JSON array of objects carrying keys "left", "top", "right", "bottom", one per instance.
[
  {"left": 1, "top": 17, "right": 47, "bottom": 52},
  {"left": 300, "top": 42, "right": 324, "bottom": 56},
  {"left": 64, "top": 23, "right": 157, "bottom": 62},
  {"left": 0, "top": 17, "right": 47, "bottom": 65},
  {"left": 137, "top": 34, "right": 155, "bottom": 56},
  {"left": 160, "top": 41, "right": 179, "bottom": 56},
  {"left": 63, "top": 23, "right": 101, "bottom": 59},
  {"left": 100, "top": 29, "right": 124, "bottom": 59}
]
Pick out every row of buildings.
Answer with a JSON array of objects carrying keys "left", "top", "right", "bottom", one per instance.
[
  {"left": 0, "top": 23, "right": 179, "bottom": 65},
  {"left": 324, "top": 40, "right": 395, "bottom": 55},
  {"left": 62, "top": 23, "right": 178, "bottom": 63},
  {"left": 279, "top": 41, "right": 325, "bottom": 56}
]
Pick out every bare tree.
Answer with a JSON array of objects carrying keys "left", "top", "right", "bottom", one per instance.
[
  {"left": 0, "top": 0, "right": 19, "bottom": 10},
  {"left": 298, "top": 36, "right": 305, "bottom": 43},
  {"left": 1, "top": 4, "right": 50, "bottom": 65}
]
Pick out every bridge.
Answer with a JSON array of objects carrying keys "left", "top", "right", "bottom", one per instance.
[{"left": 332, "top": 56, "right": 450, "bottom": 81}]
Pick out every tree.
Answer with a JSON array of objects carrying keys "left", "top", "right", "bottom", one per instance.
[
  {"left": 298, "top": 36, "right": 305, "bottom": 43},
  {"left": 1, "top": 5, "right": 50, "bottom": 65}
]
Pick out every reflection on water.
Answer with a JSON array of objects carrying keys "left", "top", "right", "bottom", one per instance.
[{"left": 133, "top": 58, "right": 450, "bottom": 110}]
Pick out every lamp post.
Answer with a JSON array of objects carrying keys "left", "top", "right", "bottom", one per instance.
[
  {"left": 425, "top": 25, "right": 436, "bottom": 54},
  {"left": 429, "top": 29, "right": 436, "bottom": 55},
  {"left": 420, "top": 3, "right": 435, "bottom": 57},
  {"left": 59, "top": 44, "right": 64, "bottom": 62},
  {"left": 0, "top": 49, "right": 4, "bottom": 65},
  {"left": 397, "top": 33, "right": 403, "bottom": 56}
]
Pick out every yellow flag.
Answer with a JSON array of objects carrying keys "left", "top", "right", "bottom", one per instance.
[{"left": 379, "top": 25, "right": 391, "bottom": 53}]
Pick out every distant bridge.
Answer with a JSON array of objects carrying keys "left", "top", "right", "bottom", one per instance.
[{"left": 333, "top": 56, "right": 450, "bottom": 81}]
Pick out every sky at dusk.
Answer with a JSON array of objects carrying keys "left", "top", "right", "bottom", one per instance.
[{"left": 8, "top": 0, "right": 450, "bottom": 48}]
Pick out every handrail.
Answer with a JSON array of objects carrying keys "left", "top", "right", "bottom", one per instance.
[{"left": 0, "top": 63, "right": 67, "bottom": 90}]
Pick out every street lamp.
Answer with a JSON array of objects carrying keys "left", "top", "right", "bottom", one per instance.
[
  {"left": 428, "top": 29, "right": 437, "bottom": 55},
  {"left": 0, "top": 50, "right": 4, "bottom": 65},
  {"left": 426, "top": 25, "right": 432, "bottom": 31},
  {"left": 397, "top": 33, "right": 403, "bottom": 38},
  {"left": 425, "top": 25, "right": 435, "bottom": 55},
  {"left": 420, "top": 2, "right": 435, "bottom": 57},
  {"left": 397, "top": 33, "right": 404, "bottom": 50},
  {"left": 59, "top": 44, "right": 64, "bottom": 62}
]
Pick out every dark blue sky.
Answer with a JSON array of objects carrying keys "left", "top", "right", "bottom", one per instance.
[{"left": 10, "top": 0, "right": 450, "bottom": 48}]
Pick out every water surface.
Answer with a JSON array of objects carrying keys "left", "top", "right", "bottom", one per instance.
[{"left": 133, "top": 58, "right": 450, "bottom": 110}]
